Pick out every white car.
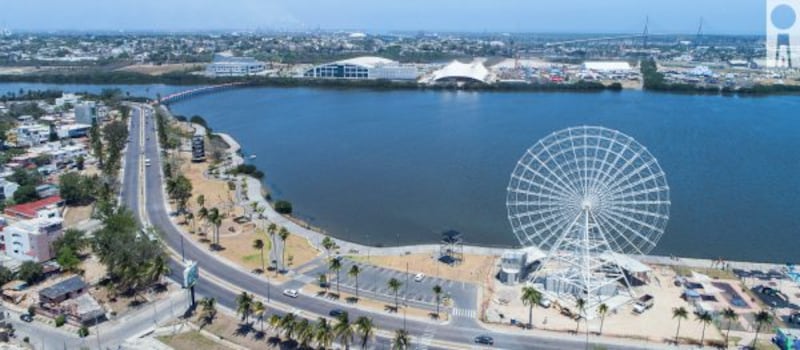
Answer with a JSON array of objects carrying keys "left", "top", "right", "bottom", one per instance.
[
  {"left": 539, "top": 296, "right": 552, "bottom": 308},
  {"left": 283, "top": 289, "right": 299, "bottom": 298},
  {"left": 414, "top": 273, "right": 425, "bottom": 282}
]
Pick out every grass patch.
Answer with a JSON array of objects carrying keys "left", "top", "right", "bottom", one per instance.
[
  {"left": 672, "top": 265, "right": 737, "bottom": 280},
  {"left": 242, "top": 254, "right": 260, "bottom": 263},
  {"left": 157, "top": 331, "right": 227, "bottom": 350}
]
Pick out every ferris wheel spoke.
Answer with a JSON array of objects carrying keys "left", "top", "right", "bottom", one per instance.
[
  {"left": 591, "top": 211, "right": 645, "bottom": 255},
  {"left": 539, "top": 145, "right": 583, "bottom": 195},
  {"left": 602, "top": 157, "right": 658, "bottom": 195},
  {"left": 600, "top": 209, "right": 661, "bottom": 247},
  {"left": 510, "top": 170, "right": 576, "bottom": 201},
  {"left": 587, "top": 144, "right": 618, "bottom": 196},
  {"left": 591, "top": 135, "right": 635, "bottom": 195},
  {"left": 507, "top": 204, "right": 571, "bottom": 223},
  {"left": 595, "top": 211, "right": 656, "bottom": 252},
  {"left": 606, "top": 205, "right": 669, "bottom": 221},
  {"left": 605, "top": 186, "right": 669, "bottom": 204},
  {"left": 604, "top": 172, "right": 667, "bottom": 201},
  {"left": 524, "top": 150, "right": 581, "bottom": 198}
]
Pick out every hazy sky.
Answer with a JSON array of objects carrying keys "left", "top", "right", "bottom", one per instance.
[{"left": 2, "top": 0, "right": 766, "bottom": 34}]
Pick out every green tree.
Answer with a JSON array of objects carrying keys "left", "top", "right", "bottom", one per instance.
[
  {"left": 696, "top": 311, "right": 713, "bottom": 346},
  {"left": 349, "top": 264, "right": 361, "bottom": 298},
  {"left": 145, "top": 255, "right": 170, "bottom": 286},
  {"left": 253, "top": 239, "right": 266, "bottom": 272},
  {"left": 274, "top": 200, "right": 292, "bottom": 214},
  {"left": 166, "top": 174, "right": 193, "bottom": 214},
  {"left": 672, "top": 306, "right": 689, "bottom": 344},
  {"left": 722, "top": 307, "right": 738, "bottom": 348},
  {"left": 0, "top": 266, "right": 14, "bottom": 286},
  {"left": 598, "top": 303, "right": 609, "bottom": 335},
  {"left": 280, "top": 312, "right": 297, "bottom": 340},
  {"left": 235, "top": 291, "right": 253, "bottom": 323},
  {"left": 52, "top": 228, "right": 88, "bottom": 254},
  {"left": 56, "top": 246, "right": 81, "bottom": 272},
  {"left": 322, "top": 236, "right": 336, "bottom": 260},
  {"left": 78, "top": 326, "right": 89, "bottom": 338},
  {"left": 252, "top": 300, "right": 266, "bottom": 332},
  {"left": 199, "top": 297, "right": 217, "bottom": 326},
  {"left": 17, "top": 261, "right": 44, "bottom": 285},
  {"left": 296, "top": 318, "right": 314, "bottom": 349},
  {"left": 575, "top": 297, "right": 586, "bottom": 334},
  {"left": 13, "top": 184, "right": 40, "bottom": 204},
  {"left": 355, "top": 316, "right": 375, "bottom": 349},
  {"left": 315, "top": 317, "right": 335, "bottom": 349},
  {"left": 392, "top": 329, "right": 410, "bottom": 350},
  {"left": 433, "top": 284, "right": 443, "bottom": 317},
  {"left": 329, "top": 257, "right": 342, "bottom": 294},
  {"left": 278, "top": 226, "right": 290, "bottom": 271},
  {"left": 59, "top": 172, "right": 97, "bottom": 205},
  {"left": 75, "top": 155, "right": 85, "bottom": 170},
  {"left": 753, "top": 310, "right": 774, "bottom": 349},
  {"left": 334, "top": 311, "right": 355, "bottom": 349},
  {"left": 388, "top": 278, "right": 402, "bottom": 311},
  {"left": 521, "top": 286, "right": 542, "bottom": 328}
]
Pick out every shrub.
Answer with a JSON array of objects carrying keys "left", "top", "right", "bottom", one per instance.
[
  {"left": 55, "top": 314, "right": 66, "bottom": 327},
  {"left": 274, "top": 200, "right": 292, "bottom": 214}
]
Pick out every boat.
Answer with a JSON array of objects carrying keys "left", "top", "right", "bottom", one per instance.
[{"left": 249, "top": 154, "right": 257, "bottom": 159}]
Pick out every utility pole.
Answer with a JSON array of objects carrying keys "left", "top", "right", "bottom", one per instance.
[
  {"left": 695, "top": 17, "right": 704, "bottom": 48},
  {"left": 642, "top": 16, "right": 649, "bottom": 49}
]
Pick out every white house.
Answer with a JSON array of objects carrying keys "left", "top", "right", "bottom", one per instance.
[
  {"left": 13, "top": 124, "right": 50, "bottom": 147},
  {"left": 0, "top": 217, "right": 64, "bottom": 262}
]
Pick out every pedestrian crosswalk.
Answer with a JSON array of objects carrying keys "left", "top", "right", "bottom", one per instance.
[
  {"left": 451, "top": 307, "right": 477, "bottom": 318},
  {"left": 414, "top": 327, "right": 437, "bottom": 350}
]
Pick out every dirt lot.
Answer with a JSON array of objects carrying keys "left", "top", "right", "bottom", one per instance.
[
  {"left": 63, "top": 203, "right": 94, "bottom": 227},
  {"left": 116, "top": 63, "right": 204, "bottom": 76},
  {"left": 158, "top": 331, "right": 230, "bottom": 350}
]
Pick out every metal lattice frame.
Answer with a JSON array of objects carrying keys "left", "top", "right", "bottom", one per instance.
[{"left": 506, "top": 126, "right": 670, "bottom": 316}]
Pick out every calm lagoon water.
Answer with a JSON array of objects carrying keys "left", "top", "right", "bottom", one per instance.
[{"left": 3, "top": 83, "right": 798, "bottom": 262}]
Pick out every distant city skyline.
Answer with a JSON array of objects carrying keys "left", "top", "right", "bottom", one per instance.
[{"left": 3, "top": 0, "right": 766, "bottom": 35}]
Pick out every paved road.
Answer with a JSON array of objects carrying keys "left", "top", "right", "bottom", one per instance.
[{"left": 132, "top": 104, "right": 672, "bottom": 350}]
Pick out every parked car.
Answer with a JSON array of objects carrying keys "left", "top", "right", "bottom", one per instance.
[
  {"left": 538, "top": 296, "right": 552, "bottom": 308},
  {"left": 329, "top": 309, "right": 345, "bottom": 318},
  {"left": 283, "top": 289, "right": 299, "bottom": 298},
  {"left": 633, "top": 294, "right": 654, "bottom": 314},
  {"left": 19, "top": 314, "right": 32, "bottom": 322},
  {"left": 474, "top": 335, "right": 494, "bottom": 345},
  {"left": 788, "top": 313, "right": 800, "bottom": 324},
  {"left": 414, "top": 273, "right": 425, "bottom": 282}
]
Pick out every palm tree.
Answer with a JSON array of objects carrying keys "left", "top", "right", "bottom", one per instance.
[
  {"left": 207, "top": 207, "right": 221, "bottom": 246},
  {"left": 753, "top": 310, "right": 774, "bottom": 349},
  {"left": 278, "top": 226, "right": 290, "bottom": 271},
  {"left": 334, "top": 311, "right": 355, "bottom": 349},
  {"left": 295, "top": 318, "right": 314, "bottom": 348},
  {"left": 197, "top": 207, "right": 208, "bottom": 235},
  {"left": 186, "top": 212, "right": 195, "bottom": 233},
  {"left": 252, "top": 301, "right": 266, "bottom": 332},
  {"left": 250, "top": 201, "right": 259, "bottom": 220},
  {"left": 196, "top": 194, "right": 205, "bottom": 208},
  {"left": 575, "top": 297, "right": 586, "bottom": 334},
  {"left": 280, "top": 312, "right": 297, "bottom": 340},
  {"left": 146, "top": 255, "right": 170, "bottom": 286},
  {"left": 349, "top": 264, "right": 361, "bottom": 298},
  {"left": 268, "top": 314, "right": 282, "bottom": 331},
  {"left": 322, "top": 236, "right": 336, "bottom": 259},
  {"left": 315, "top": 317, "right": 335, "bottom": 349},
  {"left": 392, "top": 329, "right": 410, "bottom": 350},
  {"left": 199, "top": 297, "right": 217, "bottom": 325},
  {"left": 235, "top": 291, "right": 253, "bottom": 323},
  {"left": 330, "top": 257, "right": 343, "bottom": 294},
  {"left": 355, "top": 316, "right": 374, "bottom": 349},
  {"left": 253, "top": 239, "right": 266, "bottom": 272},
  {"left": 696, "top": 311, "right": 713, "bottom": 347},
  {"left": 432, "top": 285, "right": 443, "bottom": 317},
  {"left": 722, "top": 307, "right": 738, "bottom": 348},
  {"left": 672, "top": 306, "right": 689, "bottom": 345},
  {"left": 598, "top": 303, "right": 609, "bottom": 335},
  {"left": 388, "top": 278, "right": 403, "bottom": 311},
  {"left": 520, "top": 286, "right": 542, "bottom": 329}
]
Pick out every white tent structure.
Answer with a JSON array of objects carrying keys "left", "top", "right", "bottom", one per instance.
[{"left": 430, "top": 60, "right": 493, "bottom": 84}]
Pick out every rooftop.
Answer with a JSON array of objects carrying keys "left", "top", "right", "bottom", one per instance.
[
  {"left": 334, "top": 56, "right": 398, "bottom": 68},
  {"left": 4, "top": 195, "right": 63, "bottom": 219},
  {"left": 39, "top": 275, "right": 86, "bottom": 301}
]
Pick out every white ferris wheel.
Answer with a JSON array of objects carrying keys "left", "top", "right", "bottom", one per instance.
[{"left": 506, "top": 126, "right": 670, "bottom": 315}]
